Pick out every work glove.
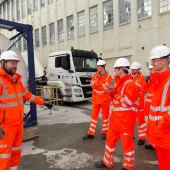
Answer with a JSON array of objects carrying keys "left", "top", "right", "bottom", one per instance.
[
  {"left": 43, "top": 102, "right": 53, "bottom": 109},
  {"left": 110, "top": 88, "right": 117, "bottom": 97},
  {"left": 0, "top": 126, "right": 5, "bottom": 140}
]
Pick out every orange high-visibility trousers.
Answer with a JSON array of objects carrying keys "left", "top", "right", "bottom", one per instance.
[
  {"left": 88, "top": 104, "right": 110, "bottom": 136},
  {"left": 137, "top": 109, "right": 147, "bottom": 140},
  {"left": 102, "top": 127, "right": 135, "bottom": 170},
  {"left": 156, "top": 146, "right": 170, "bottom": 170},
  {"left": 0, "top": 124, "right": 23, "bottom": 170}
]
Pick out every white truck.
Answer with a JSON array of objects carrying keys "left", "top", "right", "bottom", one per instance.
[{"left": 46, "top": 49, "right": 98, "bottom": 102}]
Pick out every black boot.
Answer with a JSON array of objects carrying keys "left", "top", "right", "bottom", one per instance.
[
  {"left": 102, "top": 134, "right": 107, "bottom": 140},
  {"left": 145, "top": 144, "right": 155, "bottom": 150},
  {"left": 122, "top": 168, "right": 128, "bottom": 170},
  {"left": 138, "top": 139, "right": 145, "bottom": 145},
  {"left": 94, "top": 161, "right": 107, "bottom": 168},
  {"left": 82, "top": 134, "right": 94, "bottom": 140}
]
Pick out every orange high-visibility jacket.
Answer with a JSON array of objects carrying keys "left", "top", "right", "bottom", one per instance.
[
  {"left": 110, "top": 74, "right": 140, "bottom": 134},
  {"left": 91, "top": 72, "right": 112, "bottom": 104},
  {"left": 0, "top": 68, "right": 44, "bottom": 126},
  {"left": 132, "top": 73, "right": 147, "bottom": 109},
  {"left": 148, "top": 69, "right": 170, "bottom": 149}
]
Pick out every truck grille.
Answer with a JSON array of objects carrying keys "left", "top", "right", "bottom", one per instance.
[
  {"left": 80, "top": 77, "right": 92, "bottom": 85},
  {"left": 82, "top": 86, "right": 92, "bottom": 98}
]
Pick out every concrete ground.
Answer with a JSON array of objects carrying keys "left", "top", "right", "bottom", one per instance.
[{"left": 21, "top": 101, "right": 159, "bottom": 170}]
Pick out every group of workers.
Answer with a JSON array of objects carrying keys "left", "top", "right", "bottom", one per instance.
[
  {"left": 0, "top": 44, "right": 169, "bottom": 170},
  {"left": 83, "top": 45, "right": 170, "bottom": 170}
]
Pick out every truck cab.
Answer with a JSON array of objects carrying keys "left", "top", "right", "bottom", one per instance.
[{"left": 47, "top": 49, "right": 98, "bottom": 102}]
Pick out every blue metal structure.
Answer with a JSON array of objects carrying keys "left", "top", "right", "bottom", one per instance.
[{"left": 0, "top": 19, "right": 37, "bottom": 128}]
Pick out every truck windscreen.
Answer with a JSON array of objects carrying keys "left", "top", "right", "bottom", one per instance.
[{"left": 73, "top": 56, "right": 97, "bottom": 72}]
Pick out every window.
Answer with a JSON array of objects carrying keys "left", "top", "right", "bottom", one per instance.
[
  {"left": 55, "top": 57, "right": 62, "bottom": 68},
  {"left": 18, "top": 39, "right": 22, "bottom": 51},
  {"left": 77, "top": 11, "right": 85, "bottom": 37},
  {"left": 103, "top": 0, "right": 113, "bottom": 29},
  {"left": 2, "top": 4, "right": 6, "bottom": 19},
  {"left": 67, "top": 15, "right": 74, "bottom": 40},
  {"left": 34, "top": 0, "right": 38, "bottom": 11},
  {"left": 159, "top": 0, "right": 170, "bottom": 13},
  {"left": 58, "top": 19, "right": 64, "bottom": 41},
  {"left": 12, "top": 0, "right": 15, "bottom": 21},
  {"left": 7, "top": 1, "right": 10, "bottom": 20},
  {"left": 41, "top": 0, "right": 45, "bottom": 7},
  {"left": 89, "top": 5, "right": 98, "bottom": 33},
  {"left": 35, "top": 29, "right": 40, "bottom": 47},
  {"left": 119, "top": 0, "right": 131, "bottom": 24},
  {"left": 28, "top": 0, "right": 32, "bottom": 15},
  {"left": 23, "top": 38, "right": 27, "bottom": 51},
  {"left": 49, "top": 23, "right": 55, "bottom": 44},
  {"left": 42, "top": 26, "right": 47, "bottom": 45},
  {"left": 138, "top": 0, "right": 152, "bottom": 19},
  {"left": 16, "top": 0, "right": 20, "bottom": 20},
  {"left": 48, "top": 0, "right": 53, "bottom": 4}
]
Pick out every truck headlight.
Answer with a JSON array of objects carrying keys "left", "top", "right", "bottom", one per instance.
[{"left": 74, "top": 89, "right": 82, "bottom": 93}]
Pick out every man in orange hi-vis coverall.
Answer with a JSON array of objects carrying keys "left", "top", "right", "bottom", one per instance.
[
  {"left": 0, "top": 51, "right": 53, "bottom": 170},
  {"left": 147, "top": 45, "right": 170, "bottom": 170},
  {"left": 83, "top": 60, "right": 112, "bottom": 140},
  {"left": 130, "top": 62, "right": 147, "bottom": 145},
  {"left": 95, "top": 58, "right": 139, "bottom": 170}
]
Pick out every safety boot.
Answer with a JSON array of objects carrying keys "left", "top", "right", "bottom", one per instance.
[
  {"left": 102, "top": 133, "right": 107, "bottom": 140},
  {"left": 122, "top": 168, "right": 128, "bottom": 170},
  {"left": 138, "top": 139, "right": 145, "bottom": 145},
  {"left": 82, "top": 134, "right": 94, "bottom": 140},
  {"left": 94, "top": 161, "right": 107, "bottom": 168},
  {"left": 145, "top": 144, "right": 155, "bottom": 150}
]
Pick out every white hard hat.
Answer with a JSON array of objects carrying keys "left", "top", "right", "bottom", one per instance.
[
  {"left": 148, "top": 64, "right": 153, "bottom": 69},
  {"left": 0, "top": 50, "right": 20, "bottom": 61},
  {"left": 150, "top": 45, "right": 170, "bottom": 60},
  {"left": 130, "top": 62, "right": 141, "bottom": 69},
  {"left": 114, "top": 58, "right": 130, "bottom": 68},
  {"left": 97, "top": 60, "right": 106, "bottom": 66}
]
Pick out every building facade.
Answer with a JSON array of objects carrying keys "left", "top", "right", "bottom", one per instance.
[{"left": 0, "top": 0, "right": 170, "bottom": 74}]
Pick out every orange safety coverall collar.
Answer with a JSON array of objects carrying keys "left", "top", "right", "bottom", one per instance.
[{"left": 0, "top": 68, "right": 44, "bottom": 170}]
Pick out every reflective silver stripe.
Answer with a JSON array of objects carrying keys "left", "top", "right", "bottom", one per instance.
[
  {"left": 138, "top": 129, "right": 147, "bottom": 133},
  {"left": 91, "top": 119, "right": 97, "bottom": 123},
  {"left": 89, "top": 128, "right": 95, "bottom": 133},
  {"left": 138, "top": 123, "right": 146, "bottom": 129},
  {"left": 124, "top": 133, "right": 130, "bottom": 136},
  {"left": 106, "top": 145, "right": 115, "bottom": 152},
  {"left": 124, "top": 156, "right": 135, "bottom": 162},
  {"left": 113, "top": 100, "right": 119, "bottom": 104},
  {"left": 123, "top": 163, "right": 134, "bottom": 167},
  {"left": 102, "top": 124, "right": 108, "bottom": 127},
  {"left": 121, "top": 80, "right": 133, "bottom": 95},
  {"left": 93, "top": 89, "right": 104, "bottom": 94},
  {"left": 105, "top": 152, "right": 113, "bottom": 159},
  {"left": 146, "top": 93, "right": 153, "bottom": 97},
  {"left": 0, "top": 145, "right": 7, "bottom": 148},
  {"left": 139, "top": 133, "right": 146, "bottom": 137},
  {"left": 103, "top": 84, "right": 109, "bottom": 91},
  {"left": 102, "top": 127, "right": 108, "bottom": 131},
  {"left": 124, "top": 150, "right": 135, "bottom": 156},
  {"left": 135, "top": 97, "right": 140, "bottom": 105},
  {"left": 0, "top": 100, "right": 23, "bottom": 108},
  {"left": 161, "top": 79, "right": 170, "bottom": 108},
  {"left": 113, "top": 107, "right": 138, "bottom": 112},
  {"left": 103, "top": 119, "right": 109, "bottom": 122},
  {"left": 0, "top": 153, "right": 11, "bottom": 158},
  {"left": 91, "top": 80, "right": 96, "bottom": 86},
  {"left": 149, "top": 115, "right": 163, "bottom": 121},
  {"left": 90, "top": 123, "right": 96, "bottom": 128},
  {"left": 103, "top": 156, "right": 113, "bottom": 166},
  {"left": 105, "top": 82, "right": 109, "bottom": 87},
  {"left": 150, "top": 106, "right": 170, "bottom": 112},
  {"left": 135, "top": 82, "right": 142, "bottom": 89},
  {"left": 122, "top": 102, "right": 128, "bottom": 108},
  {"left": 124, "top": 95, "right": 133, "bottom": 106},
  {"left": 168, "top": 110, "right": 170, "bottom": 116},
  {"left": 10, "top": 166, "right": 18, "bottom": 170},
  {"left": 0, "top": 91, "right": 27, "bottom": 100},
  {"left": 145, "top": 98, "right": 152, "bottom": 103},
  {"left": 29, "top": 95, "right": 35, "bottom": 102},
  {"left": 12, "top": 145, "right": 22, "bottom": 151}
]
